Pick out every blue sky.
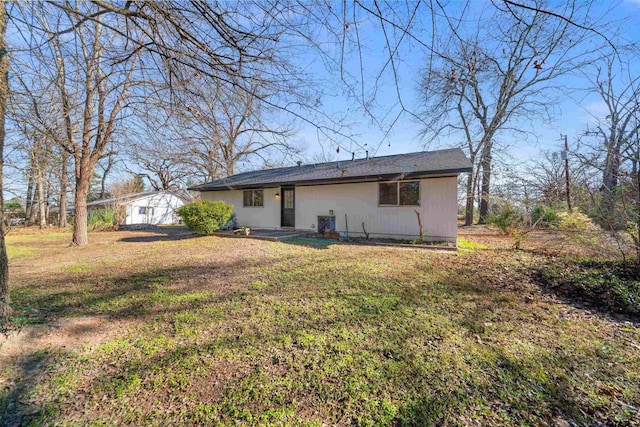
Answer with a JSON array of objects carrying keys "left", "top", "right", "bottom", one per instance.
[
  {"left": 6, "top": 0, "right": 638, "bottom": 195},
  {"left": 290, "top": 0, "right": 640, "bottom": 168}
]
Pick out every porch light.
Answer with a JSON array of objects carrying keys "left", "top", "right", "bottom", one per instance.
[{"left": 275, "top": 192, "right": 281, "bottom": 200}]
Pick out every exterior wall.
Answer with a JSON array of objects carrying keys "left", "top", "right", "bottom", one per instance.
[
  {"left": 200, "top": 176, "right": 458, "bottom": 241},
  {"left": 295, "top": 177, "right": 458, "bottom": 241},
  {"left": 124, "top": 193, "right": 186, "bottom": 225},
  {"left": 201, "top": 187, "right": 281, "bottom": 229}
]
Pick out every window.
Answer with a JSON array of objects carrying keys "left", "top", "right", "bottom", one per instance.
[
  {"left": 399, "top": 181, "right": 420, "bottom": 205},
  {"left": 243, "top": 189, "right": 264, "bottom": 207},
  {"left": 378, "top": 181, "right": 420, "bottom": 206},
  {"left": 283, "top": 190, "right": 294, "bottom": 209},
  {"left": 379, "top": 183, "right": 398, "bottom": 205},
  {"left": 139, "top": 207, "right": 153, "bottom": 215}
]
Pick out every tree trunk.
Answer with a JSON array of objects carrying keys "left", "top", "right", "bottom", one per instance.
[
  {"left": 464, "top": 170, "right": 474, "bottom": 226},
  {"left": 28, "top": 190, "right": 38, "bottom": 225},
  {"left": 37, "top": 169, "right": 46, "bottom": 228},
  {"left": 601, "top": 146, "right": 620, "bottom": 226},
  {"left": 225, "top": 160, "right": 235, "bottom": 177},
  {"left": 635, "top": 147, "right": 640, "bottom": 265},
  {"left": 0, "top": 3, "right": 11, "bottom": 323},
  {"left": 59, "top": 154, "right": 68, "bottom": 228},
  {"left": 72, "top": 174, "right": 91, "bottom": 246},
  {"left": 636, "top": 166, "right": 640, "bottom": 264},
  {"left": 25, "top": 172, "right": 34, "bottom": 223},
  {"left": 478, "top": 149, "right": 492, "bottom": 224},
  {"left": 464, "top": 153, "right": 477, "bottom": 226},
  {"left": 45, "top": 169, "right": 52, "bottom": 222}
]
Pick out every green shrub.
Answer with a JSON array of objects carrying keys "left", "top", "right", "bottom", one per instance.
[
  {"left": 531, "top": 204, "right": 561, "bottom": 228},
  {"left": 88, "top": 211, "right": 102, "bottom": 225},
  {"left": 486, "top": 204, "right": 522, "bottom": 234},
  {"left": 100, "top": 209, "right": 116, "bottom": 225},
  {"left": 556, "top": 209, "right": 594, "bottom": 230},
  {"left": 177, "top": 201, "right": 234, "bottom": 235},
  {"left": 530, "top": 204, "right": 594, "bottom": 230},
  {"left": 88, "top": 208, "right": 116, "bottom": 225}
]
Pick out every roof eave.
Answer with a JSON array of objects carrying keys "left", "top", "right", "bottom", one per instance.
[{"left": 191, "top": 167, "right": 472, "bottom": 192}]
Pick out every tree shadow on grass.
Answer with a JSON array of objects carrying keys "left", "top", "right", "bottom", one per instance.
[
  {"left": 0, "top": 318, "right": 109, "bottom": 427},
  {"left": 392, "top": 267, "right": 634, "bottom": 426},
  {"left": 395, "top": 349, "right": 585, "bottom": 426},
  {"left": 3, "top": 249, "right": 638, "bottom": 425},
  {"left": 12, "top": 260, "right": 258, "bottom": 324},
  {"left": 0, "top": 350, "right": 53, "bottom": 426},
  {"left": 533, "top": 259, "right": 640, "bottom": 325},
  {"left": 69, "top": 268, "right": 624, "bottom": 425},
  {"left": 118, "top": 233, "right": 198, "bottom": 243},
  {"left": 2, "top": 257, "right": 262, "bottom": 425},
  {"left": 117, "top": 226, "right": 198, "bottom": 243}
]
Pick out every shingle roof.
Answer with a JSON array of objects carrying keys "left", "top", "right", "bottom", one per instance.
[{"left": 189, "top": 148, "right": 472, "bottom": 191}]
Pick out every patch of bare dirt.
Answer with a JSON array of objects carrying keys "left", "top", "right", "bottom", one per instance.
[
  {"left": 0, "top": 316, "right": 138, "bottom": 426},
  {"left": 1, "top": 316, "right": 112, "bottom": 359}
]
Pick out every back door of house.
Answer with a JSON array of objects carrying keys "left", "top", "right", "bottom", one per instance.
[{"left": 281, "top": 187, "right": 295, "bottom": 227}]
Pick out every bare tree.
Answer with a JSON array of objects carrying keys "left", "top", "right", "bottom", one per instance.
[
  {"left": 0, "top": 2, "right": 10, "bottom": 324},
  {"left": 581, "top": 54, "right": 640, "bottom": 223},
  {"left": 96, "top": 151, "right": 116, "bottom": 200},
  {"left": 620, "top": 123, "right": 640, "bottom": 263},
  {"left": 528, "top": 147, "right": 594, "bottom": 207},
  {"left": 47, "top": 0, "right": 410, "bottom": 160},
  {"left": 32, "top": 5, "right": 141, "bottom": 246},
  {"left": 419, "top": 1, "right": 597, "bottom": 224},
  {"left": 46, "top": 1, "right": 617, "bottom": 181},
  {"left": 58, "top": 147, "right": 69, "bottom": 228},
  {"left": 24, "top": 171, "right": 34, "bottom": 223},
  {"left": 9, "top": 120, "right": 54, "bottom": 229},
  {"left": 132, "top": 147, "right": 189, "bottom": 191},
  {"left": 128, "top": 101, "right": 198, "bottom": 190},
  {"left": 173, "top": 76, "right": 298, "bottom": 180},
  {"left": 8, "top": 57, "right": 64, "bottom": 228}
]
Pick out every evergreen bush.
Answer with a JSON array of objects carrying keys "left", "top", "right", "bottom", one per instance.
[
  {"left": 177, "top": 201, "right": 234, "bottom": 235},
  {"left": 486, "top": 204, "right": 522, "bottom": 233}
]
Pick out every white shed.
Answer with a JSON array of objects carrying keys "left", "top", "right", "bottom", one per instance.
[{"left": 86, "top": 191, "right": 189, "bottom": 225}]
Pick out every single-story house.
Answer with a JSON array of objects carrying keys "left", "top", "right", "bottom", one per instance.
[
  {"left": 86, "top": 190, "right": 189, "bottom": 225},
  {"left": 188, "top": 148, "right": 472, "bottom": 243}
]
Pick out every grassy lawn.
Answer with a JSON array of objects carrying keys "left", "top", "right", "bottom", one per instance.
[{"left": 1, "top": 228, "right": 639, "bottom": 426}]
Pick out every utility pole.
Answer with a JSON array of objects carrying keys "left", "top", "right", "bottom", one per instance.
[{"left": 561, "top": 134, "right": 572, "bottom": 212}]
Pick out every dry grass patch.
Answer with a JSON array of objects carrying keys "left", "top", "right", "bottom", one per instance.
[{"left": 0, "top": 227, "right": 639, "bottom": 426}]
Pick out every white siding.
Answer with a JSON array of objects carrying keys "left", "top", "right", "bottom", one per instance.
[
  {"left": 295, "top": 177, "right": 457, "bottom": 240},
  {"left": 201, "top": 187, "right": 281, "bottom": 229},
  {"left": 199, "top": 176, "right": 458, "bottom": 241},
  {"left": 124, "top": 192, "right": 186, "bottom": 225}
]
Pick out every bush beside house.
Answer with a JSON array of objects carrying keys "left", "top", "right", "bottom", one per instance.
[
  {"left": 177, "top": 201, "right": 233, "bottom": 235},
  {"left": 88, "top": 208, "right": 117, "bottom": 231}
]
